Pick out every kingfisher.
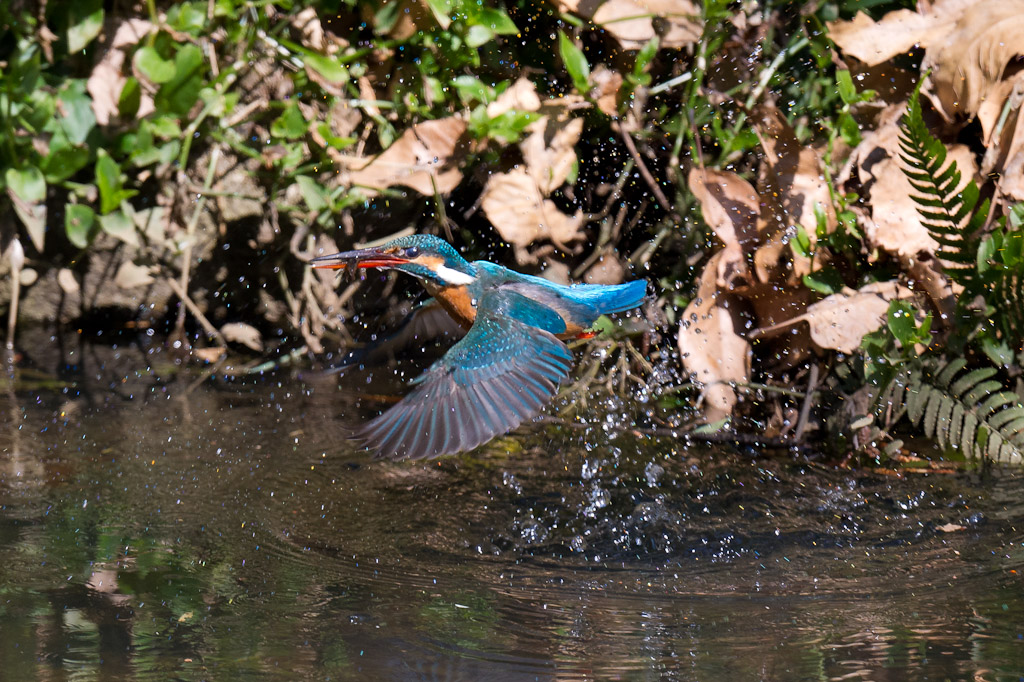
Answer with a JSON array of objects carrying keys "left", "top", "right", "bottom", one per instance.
[{"left": 312, "top": 234, "right": 647, "bottom": 460}]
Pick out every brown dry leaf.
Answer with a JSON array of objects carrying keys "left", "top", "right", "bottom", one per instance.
[
  {"left": 687, "top": 167, "right": 761, "bottom": 289},
  {"left": 114, "top": 261, "right": 155, "bottom": 289},
  {"left": 751, "top": 105, "right": 837, "bottom": 246},
  {"left": 925, "top": 0, "right": 1024, "bottom": 120},
  {"left": 981, "top": 76, "right": 1024, "bottom": 201},
  {"left": 221, "top": 322, "right": 264, "bottom": 351},
  {"left": 57, "top": 268, "right": 80, "bottom": 295},
  {"left": 193, "top": 347, "right": 226, "bottom": 363},
  {"left": 87, "top": 18, "right": 155, "bottom": 125},
  {"left": 486, "top": 77, "right": 542, "bottom": 118},
  {"left": 687, "top": 167, "right": 761, "bottom": 251},
  {"left": 552, "top": 0, "right": 701, "bottom": 50},
  {"left": 677, "top": 251, "right": 752, "bottom": 422},
  {"left": 826, "top": 0, "right": 975, "bottom": 66},
  {"left": 755, "top": 281, "right": 912, "bottom": 354},
  {"left": 292, "top": 7, "right": 326, "bottom": 51},
  {"left": 590, "top": 65, "right": 623, "bottom": 117},
  {"left": 347, "top": 117, "right": 468, "bottom": 195},
  {"left": 521, "top": 107, "right": 584, "bottom": 194},
  {"left": 480, "top": 169, "right": 584, "bottom": 248}
]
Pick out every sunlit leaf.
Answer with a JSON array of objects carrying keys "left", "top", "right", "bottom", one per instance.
[
  {"left": 791, "top": 224, "right": 812, "bottom": 259},
  {"left": 424, "top": 0, "right": 453, "bottom": 28},
  {"left": 887, "top": 300, "right": 919, "bottom": 347},
  {"left": 95, "top": 152, "right": 138, "bottom": 214},
  {"left": 149, "top": 116, "right": 182, "bottom": 139},
  {"left": 65, "top": 203, "right": 96, "bottom": 248},
  {"left": 52, "top": 79, "right": 96, "bottom": 145},
  {"left": 134, "top": 46, "right": 176, "bottom": 83},
  {"left": 156, "top": 44, "right": 205, "bottom": 115},
  {"left": 836, "top": 69, "right": 858, "bottom": 105},
  {"left": 6, "top": 166, "right": 46, "bottom": 202},
  {"left": 466, "top": 24, "right": 494, "bottom": 48},
  {"left": 305, "top": 53, "right": 348, "bottom": 83},
  {"left": 6, "top": 166, "right": 47, "bottom": 251},
  {"left": 634, "top": 37, "right": 659, "bottom": 76},
  {"left": 475, "top": 8, "right": 518, "bottom": 35},
  {"left": 271, "top": 103, "right": 308, "bottom": 139},
  {"left": 67, "top": 0, "right": 104, "bottom": 53},
  {"left": 558, "top": 32, "right": 590, "bottom": 94},
  {"left": 296, "top": 175, "right": 328, "bottom": 213},
  {"left": 98, "top": 210, "right": 138, "bottom": 246}
]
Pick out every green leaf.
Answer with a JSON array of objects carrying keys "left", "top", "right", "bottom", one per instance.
[
  {"left": 271, "top": 103, "right": 308, "bottom": 139},
  {"left": 305, "top": 53, "right": 348, "bottom": 83},
  {"left": 40, "top": 131, "right": 90, "bottom": 183},
  {"left": 836, "top": 69, "right": 857, "bottom": 105},
  {"left": 474, "top": 8, "right": 518, "bottom": 35},
  {"left": 887, "top": 300, "right": 918, "bottom": 347},
  {"left": 634, "top": 37, "right": 659, "bottom": 76},
  {"left": 118, "top": 77, "right": 142, "bottom": 118},
  {"left": 6, "top": 166, "right": 46, "bottom": 202},
  {"left": 483, "top": 109, "right": 534, "bottom": 143},
  {"left": 7, "top": 166, "right": 48, "bottom": 251},
  {"left": 67, "top": 0, "right": 104, "bottom": 53},
  {"left": 167, "top": 2, "right": 207, "bottom": 34},
  {"left": 95, "top": 152, "right": 137, "bottom": 214},
  {"left": 149, "top": 116, "right": 182, "bottom": 139},
  {"left": 134, "top": 46, "right": 177, "bottom": 83},
  {"left": 98, "top": 210, "right": 139, "bottom": 246},
  {"left": 157, "top": 44, "right": 205, "bottom": 116},
  {"left": 296, "top": 175, "right": 328, "bottom": 213},
  {"left": 558, "top": 32, "right": 590, "bottom": 94},
  {"left": 802, "top": 267, "right": 843, "bottom": 294},
  {"left": 791, "top": 224, "right": 812, "bottom": 258},
  {"left": 52, "top": 80, "right": 95, "bottom": 145},
  {"left": 424, "top": 0, "right": 453, "bottom": 28},
  {"left": 314, "top": 123, "right": 355, "bottom": 150},
  {"left": 95, "top": 153, "right": 120, "bottom": 214},
  {"left": 374, "top": 0, "right": 403, "bottom": 33},
  {"left": 838, "top": 111, "right": 860, "bottom": 147},
  {"left": 65, "top": 203, "right": 96, "bottom": 248},
  {"left": 466, "top": 24, "right": 494, "bottom": 48},
  {"left": 453, "top": 75, "right": 492, "bottom": 104}
]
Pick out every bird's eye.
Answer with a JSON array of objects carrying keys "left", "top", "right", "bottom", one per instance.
[{"left": 403, "top": 246, "right": 419, "bottom": 258}]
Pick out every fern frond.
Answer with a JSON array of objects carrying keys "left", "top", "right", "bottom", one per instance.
[
  {"left": 898, "top": 85, "right": 986, "bottom": 284},
  {"left": 876, "top": 360, "right": 1024, "bottom": 464},
  {"left": 991, "top": 261, "right": 1024, "bottom": 341}
]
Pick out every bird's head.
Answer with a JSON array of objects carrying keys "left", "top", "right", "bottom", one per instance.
[{"left": 311, "top": 234, "right": 477, "bottom": 287}]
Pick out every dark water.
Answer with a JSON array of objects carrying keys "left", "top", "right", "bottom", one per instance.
[{"left": 2, "top": 339, "right": 1024, "bottom": 681}]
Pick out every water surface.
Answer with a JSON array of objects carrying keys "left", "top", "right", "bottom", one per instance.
[{"left": 2, "top": 338, "right": 1024, "bottom": 680}]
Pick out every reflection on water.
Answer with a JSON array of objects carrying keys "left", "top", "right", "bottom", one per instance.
[{"left": 2, "top": 336, "right": 1024, "bottom": 681}]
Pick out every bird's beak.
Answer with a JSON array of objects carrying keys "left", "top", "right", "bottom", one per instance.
[{"left": 310, "top": 248, "right": 411, "bottom": 273}]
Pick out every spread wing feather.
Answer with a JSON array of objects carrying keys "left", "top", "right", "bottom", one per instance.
[{"left": 358, "top": 293, "right": 573, "bottom": 460}]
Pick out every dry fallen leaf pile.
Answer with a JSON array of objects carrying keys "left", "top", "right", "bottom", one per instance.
[{"left": 678, "top": 0, "right": 1024, "bottom": 425}]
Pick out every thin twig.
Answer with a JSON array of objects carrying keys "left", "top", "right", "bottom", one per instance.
[
  {"left": 166, "top": 277, "right": 225, "bottom": 345},
  {"left": 614, "top": 121, "right": 676, "bottom": 218},
  {"left": 175, "top": 148, "right": 221, "bottom": 338},
  {"left": 794, "top": 363, "right": 820, "bottom": 442}
]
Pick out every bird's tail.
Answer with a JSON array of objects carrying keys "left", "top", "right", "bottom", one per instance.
[{"left": 585, "top": 279, "right": 648, "bottom": 314}]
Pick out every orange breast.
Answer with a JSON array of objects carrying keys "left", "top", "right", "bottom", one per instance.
[{"left": 426, "top": 283, "right": 477, "bottom": 330}]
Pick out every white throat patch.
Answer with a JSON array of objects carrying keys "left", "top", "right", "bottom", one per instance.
[{"left": 435, "top": 264, "right": 476, "bottom": 286}]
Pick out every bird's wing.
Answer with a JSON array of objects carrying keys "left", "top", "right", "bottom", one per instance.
[
  {"left": 358, "top": 291, "right": 573, "bottom": 460},
  {"left": 327, "top": 298, "right": 466, "bottom": 373}
]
